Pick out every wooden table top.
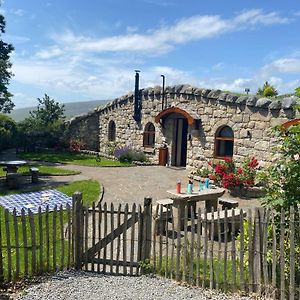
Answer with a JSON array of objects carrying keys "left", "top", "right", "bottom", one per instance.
[{"left": 166, "top": 187, "right": 225, "bottom": 201}]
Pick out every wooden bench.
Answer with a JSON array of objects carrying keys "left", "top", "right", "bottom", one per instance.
[
  {"left": 218, "top": 198, "right": 239, "bottom": 210},
  {"left": 200, "top": 208, "right": 246, "bottom": 238},
  {"left": 153, "top": 198, "right": 173, "bottom": 235},
  {"left": 6, "top": 173, "right": 23, "bottom": 189},
  {"left": 30, "top": 167, "right": 39, "bottom": 183}
]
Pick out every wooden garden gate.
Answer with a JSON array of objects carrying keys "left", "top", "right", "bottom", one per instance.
[{"left": 73, "top": 192, "right": 152, "bottom": 275}]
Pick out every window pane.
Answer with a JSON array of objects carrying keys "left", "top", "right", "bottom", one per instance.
[{"left": 218, "top": 126, "right": 234, "bottom": 138}]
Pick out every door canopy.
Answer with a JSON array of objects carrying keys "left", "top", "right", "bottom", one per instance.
[
  {"left": 155, "top": 107, "right": 199, "bottom": 125},
  {"left": 281, "top": 119, "right": 300, "bottom": 129}
]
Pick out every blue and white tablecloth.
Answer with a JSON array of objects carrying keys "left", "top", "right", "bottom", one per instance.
[{"left": 0, "top": 189, "right": 73, "bottom": 215}]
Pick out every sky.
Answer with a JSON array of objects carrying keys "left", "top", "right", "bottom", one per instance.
[{"left": 1, "top": 0, "right": 300, "bottom": 108}]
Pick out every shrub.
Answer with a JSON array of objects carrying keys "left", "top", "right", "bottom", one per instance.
[
  {"left": 211, "top": 157, "right": 258, "bottom": 189},
  {"left": 69, "top": 139, "right": 86, "bottom": 152},
  {"left": 114, "top": 146, "right": 147, "bottom": 163}
]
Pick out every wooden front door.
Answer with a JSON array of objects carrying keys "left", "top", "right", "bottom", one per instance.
[{"left": 171, "top": 118, "right": 188, "bottom": 167}]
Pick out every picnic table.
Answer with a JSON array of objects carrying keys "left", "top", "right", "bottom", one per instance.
[
  {"left": 0, "top": 160, "right": 27, "bottom": 173},
  {"left": 166, "top": 187, "right": 225, "bottom": 230}
]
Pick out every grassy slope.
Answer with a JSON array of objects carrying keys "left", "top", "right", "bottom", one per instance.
[{"left": 19, "top": 152, "right": 132, "bottom": 167}]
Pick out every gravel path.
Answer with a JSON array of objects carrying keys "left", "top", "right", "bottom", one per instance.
[{"left": 16, "top": 270, "right": 250, "bottom": 300}]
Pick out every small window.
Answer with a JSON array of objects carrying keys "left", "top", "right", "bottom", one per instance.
[
  {"left": 108, "top": 120, "right": 116, "bottom": 141},
  {"left": 214, "top": 125, "right": 234, "bottom": 158},
  {"left": 143, "top": 122, "right": 155, "bottom": 148}
]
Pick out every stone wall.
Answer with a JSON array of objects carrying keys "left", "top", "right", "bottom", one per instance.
[
  {"left": 65, "top": 111, "right": 100, "bottom": 151},
  {"left": 97, "top": 85, "right": 297, "bottom": 170}
]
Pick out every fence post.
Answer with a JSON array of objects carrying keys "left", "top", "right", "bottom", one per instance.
[
  {"left": 141, "top": 197, "right": 152, "bottom": 274},
  {"left": 73, "top": 192, "right": 83, "bottom": 270}
]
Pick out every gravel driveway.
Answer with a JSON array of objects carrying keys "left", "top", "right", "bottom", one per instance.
[{"left": 16, "top": 271, "right": 250, "bottom": 300}]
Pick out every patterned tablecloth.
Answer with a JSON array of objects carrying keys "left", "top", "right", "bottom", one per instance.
[{"left": 0, "top": 189, "right": 73, "bottom": 215}]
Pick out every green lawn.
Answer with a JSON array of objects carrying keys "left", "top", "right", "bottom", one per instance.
[
  {"left": 0, "top": 164, "right": 80, "bottom": 177},
  {"left": 0, "top": 179, "right": 101, "bottom": 282},
  {"left": 18, "top": 151, "right": 132, "bottom": 167}
]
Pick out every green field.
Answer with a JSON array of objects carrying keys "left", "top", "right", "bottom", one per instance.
[{"left": 0, "top": 179, "right": 101, "bottom": 281}]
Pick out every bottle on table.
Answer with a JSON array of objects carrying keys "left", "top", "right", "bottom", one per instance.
[
  {"left": 187, "top": 180, "right": 193, "bottom": 194},
  {"left": 176, "top": 179, "right": 181, "bottom": 194}
]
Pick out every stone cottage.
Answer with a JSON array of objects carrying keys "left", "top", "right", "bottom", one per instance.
[{"left": 67, "top": 84, "right": 298, "bottom": 170}]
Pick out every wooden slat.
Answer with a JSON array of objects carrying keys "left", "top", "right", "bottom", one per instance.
[
  {"left": 13, "top": 208, "right": 20, "bottom": 279},
  {"left": 158, "top": 204, "right": 163, "bottom": 273},
  {"left": 231, "top": 209, "right": 236, "bottom": 290},
  {"left": 130, "top": 204, "right": 136, "bottom": 276},
  {"left": 152, "top": 205, "right": 159, "bottom": 274},
  {"left": 189, "top": 206, "right": 195, "bottom": 285},
  {"left": 175, "top": 205, "right": 181, "bottom": 281},
  {"left": 5, "top": 209, "right": 12, "bottom": 281},
  {"left": 216, "top": 208, "right": 221, "bottom": 290},
  {"left": 137, "top": 205, "right": 142, "bottom": 276},
  {"left": 196, "top": 208, "right": 201, "bottom": 287},
  {"left": 52, "top": 205, "right": 57, "bottom": 272},
  {"left": 271, "top": 210, "right": 277, "bottom": 299},
  {"left": 170, "top": 206, "right": 175, "bottom": 280},
  {"left": 223, "top": 208, "right": 228, "bottom": 291},
  {"left": 253, "top": 208, "right": 261, "bottom": 294},
  {"left": 116, "top": 204, "right": 121, "bottom": 275},
  {"left": 280, "top": 209, "right": 285, "bottom": 300},
  {"left": 122, "top": 204, "right": 128, "bottom": 275},
  {"left": 38, "top": 207, "right": 43, "bottom": 273},
  {"left": 202, "top": 209, "right": 208, "bottom": 288},
  {"left": 248, "top": 209, "right": 253, "bottom": 293},
  {"left": 28, "top": 210, "right": 36, "bottom": 275},
  {"left": 59, "top": 205, "right": 64, "bottom": 271},
  {"left": 239, "top": 209, "right": 245, "bottom": 291},
  {"left": 165, "top": 205, "right": 169, "bottom": 279},
  {"left": 66, "top": 204, "right": 71, "bottom": 269},
  {"left": 109, "top": 203, "right": 114, "bottom": 274},
  {"left": 91, "top": 202, "right": 96, "bottom": 272},
  {"left": 262, "top": 209, "right": 270, "bottom": 294},
  {"left": 21, "top": 208, "right": 28, "bottom": 277},
  {"left": 290, "top": 206, "right": 295, "bottom": 300},
  {"left": 45, "top": 206, "right": 50, "bottom": 273},
  {"left": 84, "top": 204, "right": 89, "bottom": 271},
  {"left": 103, "top": 202, "right": 108, "bottom": 273},
  {"left": 92, "top": 258, "right": 139, "bottom": 268},
  {"left": 97, "top": 203, "right": 102, "bottom": 273},
  {"left": 209, "top": 208, "right": 214, "bottom": 290},
  {"left": 182, "top": 205, "right": 188, "bottom": 283}
]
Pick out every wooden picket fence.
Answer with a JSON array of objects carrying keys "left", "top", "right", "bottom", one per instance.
[{"left": 0, "top": 192, "right": 299, "bottom": 299}]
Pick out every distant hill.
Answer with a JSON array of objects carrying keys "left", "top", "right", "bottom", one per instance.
[{"left": 6, "top": 100, "right": 109, "bottom": 122}]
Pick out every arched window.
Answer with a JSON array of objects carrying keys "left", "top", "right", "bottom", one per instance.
[
  {"left": 143, "top": 122, "right": 155, "bottom": 148},
  {"left": 108, "top": 120, "right": 116, "bottom": 141},
  {"left": 214, "top": 125, "right": 234, "bottom": 158}
]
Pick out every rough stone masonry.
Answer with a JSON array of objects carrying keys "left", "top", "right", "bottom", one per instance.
[{"left": 66, "top": 84, "right": 298, "bottom": 171}]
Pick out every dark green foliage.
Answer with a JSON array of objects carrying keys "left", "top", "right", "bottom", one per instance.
[
  {"left": 0, "top": 114, "right": 17, "bottom": 150},
  {"left": 0, "top": 12, "right": 14, "bottom": 112}
]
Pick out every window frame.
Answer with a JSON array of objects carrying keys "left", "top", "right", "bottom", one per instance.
[
  {"left": 214, "top": 125, "right": 234, "bottom": 159},
  {"left": 143, "top": 122, "right": 155, "bottom": 148},
  {"left": 108, "top": 120, "right": 116, "bottom": 142}
]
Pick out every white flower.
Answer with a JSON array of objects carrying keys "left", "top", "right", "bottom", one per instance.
[{"left": 293, "top": 153, "right": 300, "bottom": 161}]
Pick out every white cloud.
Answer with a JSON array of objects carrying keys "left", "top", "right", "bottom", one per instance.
[
  {"left": 49, "top": 9, "right": 291, "bottom": 56},
  {"left": 11, "top": 9, "right": 25, "bottom": 17},
  {"left": 261, "top": 58, "right": 300, "bottom": 74},
  {"left": 35, "top": 47, "right": 65, "bottom": 59}
]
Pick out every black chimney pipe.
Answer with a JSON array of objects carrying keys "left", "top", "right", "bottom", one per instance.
[
  {"left": 161, "top": 74, "right": 165, "bottom": 110},
  {"left": 133, "top": 70, "right": 141, "bottom": 122}
]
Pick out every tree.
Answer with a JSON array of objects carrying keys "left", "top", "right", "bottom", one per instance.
[
  {"left": 29, "top": 94, "right": 65, "bottom": 126},
  {"left": 256, "top": 81, "right": 278, "bottom": 97},
  {"left": 295, "top": 87, "right": 300, "bottom": 98},
  {"left": 0, "top": 12, "right": 14, "bottom": 113},
  {"left": 18, "top": 94, "right": 66, "bottom": 151},
  {"left": 0, "top": 114, "right": 17, "bottom": 150}
]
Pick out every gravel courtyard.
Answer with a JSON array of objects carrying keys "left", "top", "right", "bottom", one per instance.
[{"left": 15, "top": 271, "right": 250, "bottom": 300}]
